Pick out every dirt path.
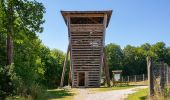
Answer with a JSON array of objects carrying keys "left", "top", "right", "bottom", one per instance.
[{"left": 74, "top": 86, "right": 148, "bottom": 100}]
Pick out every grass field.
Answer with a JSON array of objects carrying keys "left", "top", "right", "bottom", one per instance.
[
  {"left": 8, "top": 89, "right": 77, "bottom": 100},
  {"left": 7, "top": 85, "right": 136, "bottom": 100},
  {"left": 125, "top": 88, "right": 148, "bottom": 100},
  {"left": 46, "top": 85, "right": 136, "bottom": 99},
  {"left": 88, "top": 85, "right": 135, "bottom": 93},
  {"left": 46, "top": 89, "right": 77, "bottom": 100}
]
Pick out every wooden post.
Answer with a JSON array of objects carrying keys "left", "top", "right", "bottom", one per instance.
[
  {"left": 165, "top": 63, "right": 169, "bottom": 86},
  {"left": 122, "top": 76, "right": 124, "bottom": 82},
  {"left": 167, "top": 65, "right": 169, "bottom": 85},
  {"left": 103, "top": 52, "right": 111, "bottom": 87},
  {"left": 147, "top": 56, "right": 154, "bottom": 97},
  {"left": 68, "top": 65, "right": 72, "bottom": 86},
  {"left": 102, "top": 14, "right": 110, "bottom": 87},
  {"left": 128, "top": 76, "right": 129, "bottom": 82},
  {"left": 68, "top": 45, "right": 72, "bottom": 86},
  {"left": 143, "top": 74, "right": 145, "bottom": 81},
  {"left": 160, "top": 62, "right": 165, "bottom": 92},
  {"left": 135, "top": 75, "right": 136, "bottom": 82},
  {"left": 60, "top": 43, "right": 70, "bottom": 87}
]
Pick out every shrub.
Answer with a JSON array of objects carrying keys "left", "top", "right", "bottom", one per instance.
[
  {"left": 28, "top": 83, "right": 47, "bottom": 100},
  {"left": 17, "top": 82, "right": 47, "bottom": 100},
  {"left": 0, "top": 64, "right": 18, "bottom": 99},
  {"left": 163, "top": 87, "right": 170, "bottom": 98}
]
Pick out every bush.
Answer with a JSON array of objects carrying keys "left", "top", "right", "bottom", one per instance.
[
  {"left": 163, "top": 87, "right": 170, "bottom": 98},
  {"left": 17, "top": 82, "right": 47, "bottom": 100},
  {"left": 28, "top": 83, "right": 47, "bottom": 100},
  {"left": 0, "top": 64, "right": 18, "bottom": 99}
]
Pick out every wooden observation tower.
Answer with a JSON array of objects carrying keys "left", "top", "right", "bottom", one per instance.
[{"left": 60, "top": 10, "right": 112, "bottom": 87}]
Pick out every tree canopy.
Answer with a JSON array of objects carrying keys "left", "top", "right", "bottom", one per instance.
[{"left": 105, "top": 42, "right": 170, "bottom": 76}]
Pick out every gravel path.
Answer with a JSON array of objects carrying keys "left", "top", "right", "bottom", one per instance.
[{"left": 74, "top": 86, "right": 148, "bottom": 100}]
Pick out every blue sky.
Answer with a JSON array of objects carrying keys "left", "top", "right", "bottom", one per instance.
[{"left": 38, "top": 0, "right": 170, "bottom": 52}]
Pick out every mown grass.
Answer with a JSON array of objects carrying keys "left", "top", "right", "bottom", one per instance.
[
  {"left": 46, "top": 89, "right": 76, "bottom": 100},
  {"left": 88, "top": 85, "right": 135, "bottom": 93},
  {"left": 45, "top": 85, "right": 136, "bottom": 99},
  {"left": 125, "top": 86, "right": 170, "bottom": 100},
  {"left": 8, "top": 89, "right": 76, "bottom": 100},
  {"left": 8, "top": 85, "right": 136, "bottom": 100},
  {"left": 125, "top": 88, "right": 148, "bottom": 100}
]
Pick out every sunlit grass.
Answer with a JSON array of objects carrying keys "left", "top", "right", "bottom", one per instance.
[
  {"left": 87, "top": 85, "right": 135, "bottom": 93},
  {"left": 8, "top": 85, "right": 138, "bottom": 100},
  {"left": 125, "top": 88, "right": 148, "bottom": 100},
  {"left": 46, "top": 88, "right": 77, "bottom": 100}
]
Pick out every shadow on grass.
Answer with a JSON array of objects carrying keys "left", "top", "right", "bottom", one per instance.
[
  {"left": 140, "top": 96, "right": 147, "bottom": 100},
  {"left": 46, "top": 89, "right": 74, "bottom": 99}
]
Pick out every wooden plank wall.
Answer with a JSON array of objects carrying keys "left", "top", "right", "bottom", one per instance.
[{"left": 71, "top": 24, "right": 104, "bottom": 87}]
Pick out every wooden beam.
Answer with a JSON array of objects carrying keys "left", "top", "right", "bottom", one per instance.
[
  {"left": 68, "top": 65, "right": 72, "bottom": 86},
  {"left": 100, "top": 14, "right": 110, "bottom": 87},
  {"left": 60, "top": 43, "right": 70, "bottom": 87},
  {"left": 103, "top": 49, "right": 111, "bottom": 87},
  {"left": 65, "top": 14, "right": 104, "bottom": 18},
  {"left": 60, "top": 16, "right": 72, "bottom": 87},
  {"left": 88, "top": 17, "right": 100, "bottom": 24}
]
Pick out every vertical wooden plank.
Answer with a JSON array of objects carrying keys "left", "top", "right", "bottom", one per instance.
[
  {"left": 147, "top": 56, "right": 154, "bottom": 97},
  {"left": 60, "top": 43, "right": 70, "bottom": 87}
]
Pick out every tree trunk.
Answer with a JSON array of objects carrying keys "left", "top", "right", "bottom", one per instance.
[
  {"left": 6, "top": 34, "right": 13, "bottom": 65},
  {"left": 6, "top": 0, "right": 14, "bottom": 65}
]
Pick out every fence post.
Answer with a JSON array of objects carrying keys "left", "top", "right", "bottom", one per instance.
[
  {"left": 166, "top": 64, "right": 169, "bottom": 85},
  {"left": 143, "top": 74, "right": 145, "bottom": 81},
  {"left": 160, "top": 61, "right": 166, "bottom": 92},
  {"left": 122, "top": 76, "right": 124, "bottom": 82},
  {"left": 168, "top": 66, "right": 170, "bottom": 85},
  {"left": 128, "top": 76, "right": 129, "bottom": 82},
  {"left": 147, "top": 56, "right": 154, "bottom": 97},
  {"left": 135, "top": 75, "right": 136, "bottom": 82}
]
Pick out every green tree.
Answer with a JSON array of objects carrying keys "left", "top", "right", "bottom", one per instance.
[
  {"left": 105, "top": 43, "right": 123, "bottom": 77},
  {"left": 150, "top": 42, "right": 167, "bottom": 61},
  {"left": 0, "top": 0, "right": 45, "bottom": 65},
  {"left": 166, "top": 47, "right": 170, "bottom": 65},
  {"left": 123, "top": 45, "right": 147, "bottom": 75},
  {"left": 0, "top": 0, "right": 7, "bottom": 67},
  {"left": 43, "top": 49, "right": 66, "bottom": 88},
  {"left": 0, "top": 0, "right": 45, "bottom": 98}
]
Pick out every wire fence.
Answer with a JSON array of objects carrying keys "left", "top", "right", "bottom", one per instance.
[
  {"left": 111, "top": 74, "right": 148, "bottom": 86},
  {"left": 120, "top": 74, "right": 148, "bottom": 83},
  {"left": 152, "top": 62, "right": 170, "bottom": 92},
  {"left": 147, "top": 57, "right": 170, "bottom": 98}
]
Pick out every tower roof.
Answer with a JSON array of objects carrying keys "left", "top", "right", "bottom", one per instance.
[{"left": 61, "top": 10, "right": 112, "bottom": 27}]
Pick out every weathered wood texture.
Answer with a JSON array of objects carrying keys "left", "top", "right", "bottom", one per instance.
[
  {"left": 147, "top": 57, "right": 154, "bottom": 97},
  {"left": 61, "top": 11, "right": 112, "bottom": 87},
  {"left": 71, "top": 25, "right": 102, "bottom": 87},
  {"left": 60, "top": 43, "right": 70, "bottom": 87}
]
